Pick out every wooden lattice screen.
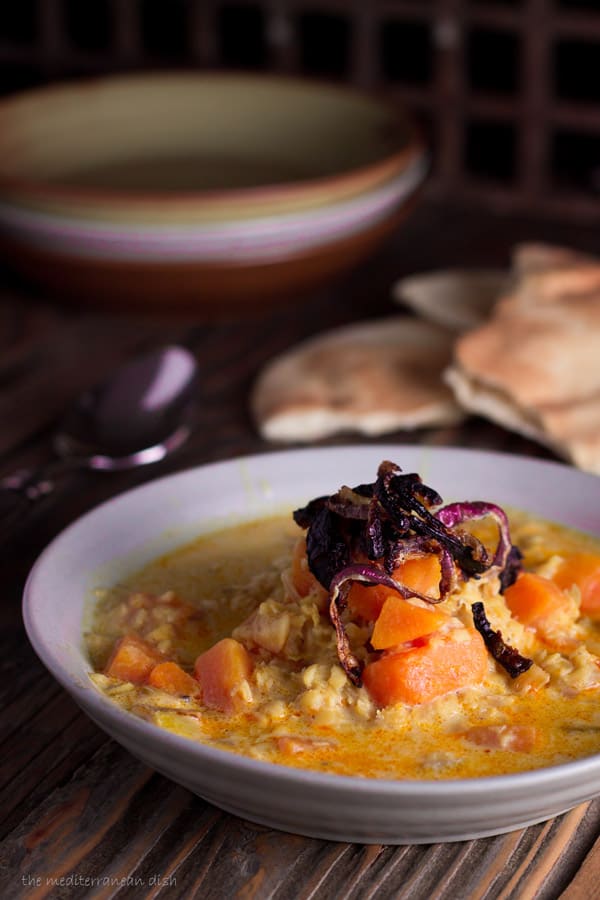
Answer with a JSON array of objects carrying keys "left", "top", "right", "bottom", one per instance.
[{"left": 1, "top": 0, "right": 599, "bottom": 221}]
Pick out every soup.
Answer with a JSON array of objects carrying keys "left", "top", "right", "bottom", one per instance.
[{"left": 86, "top": 462, "right": 600, "bottom": 780}]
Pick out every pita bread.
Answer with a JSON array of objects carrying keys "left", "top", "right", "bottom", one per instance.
[
  {"left": 445, "top": 245, "right": 600, "bottom": 474},
  {"left": 392, "top": 245, "right": 597, "bottom": 334},
  {"left": 538, "top": 396, "right": 600, "bottom": 474},
  {"left": 512, "top": 243, "right": 595, "bottom": 276},
  {"left": 392, "top": 269, "right": 506, "bottom": 332},
  {"left": 446, "top": 364, "right": 600, "bottom": 474},
  {"left": 451, "top": 288, "right": 600, "bottom": 408},
  {"left": 252, "top": 317, "right": 464, "bottom": 442}
]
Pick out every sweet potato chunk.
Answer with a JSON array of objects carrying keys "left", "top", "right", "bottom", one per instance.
[
  {"left": 552, "top": 553, "right": 600, "bottom": 616},
  {"left": 194, "top": 638, "right": 253, "bottom": 713},
  {"left": 148, "top": 661, "right": 200, "bottom": 697},
  {"left": 347, "top": 583, "right": 389, "bottom": 622},
  {"left": 363, "top": 627, "right": 488, "bottom": 707},
  {"left": 348, "top": 555, "right": 442, "bottom": 622},
  {"left": 370, "top": 596, "right": 449, "bottom": 650},
  {"left": 461, "top": 724, "right": 537, "bottom": 752},
  {"left": 504, "top": 572, "right": 568, "bottom": 627},
  {"left": 394, "top": 555, "right": 442, "bottom": 599},
  {"left": 348, "top": 581, "right": 392, "bottom": 622},
  {"left": 291, "top": 537, "right": 328, "bottom": 601},
  {"left": 104, "top": 634, "right": 164, "bottom": 683}
]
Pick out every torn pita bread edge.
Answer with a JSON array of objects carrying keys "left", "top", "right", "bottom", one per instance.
[
  {"left": 512, "top": 243, "right": 596, "bottom": 276},
  {"left": 256, "top": 398, "right": 463, "bottom": 443},
  {"left": 536, "top": 398, "right": 600, "bottom": 477},
  {"left": 392, "top": 246, "right": 597, "bottom": 334},
  {"left": 259, "top": 403, "right": 464, "bottom": 443},
  {"left": 450, "top": 270, "right": 600, "bottom": 408},
  {"left": 444, "top": 364, "right": 600, "bottom": 475},
  {"left": 443, "top": 365, "right": 549, "bottom": 445}
]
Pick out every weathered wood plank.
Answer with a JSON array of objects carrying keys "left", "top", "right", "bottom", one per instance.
[
  {"left": 430, "top": 831, "right": 524, "bottom": 900},
  {"left": 0, "top": 709, "right": 106, "bottom": 841},
  {"left": 2, "top": 201, "right": 600, "bottom": 899},
  {"left": 493, "top": 806, "right": 590, "bottom": 900},
  {"left": 559, "top": 830, "right": 600, "bottom": 900},
  {"left": 0, "top": 678, "right": 61, "bottom": 752},
  {"left": 0, "top": 742, "right": 155, "bottom": 899},
  {"left": 0, "top": 628, "right": 54, "bottom": 725}
]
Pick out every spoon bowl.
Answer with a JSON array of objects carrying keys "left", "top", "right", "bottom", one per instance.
[{"left": 55, "top": 345, "right": 199, "bottom": 467}]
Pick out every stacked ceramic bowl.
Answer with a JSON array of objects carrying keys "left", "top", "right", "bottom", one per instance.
[{"left": 0, "top": 73, "right": 427, "bottom": 312}]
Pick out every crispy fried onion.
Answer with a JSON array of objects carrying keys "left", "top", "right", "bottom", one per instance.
[
  {"left": 435, "top": 501, "right": 523, "bottom": 590},
  {"left": 293, "top": 460, "right": 525, "bottom": 683},
  {"left": 471, "top": 601, "right": 533, "bottom": 678},
  {"left": 385, "top": 536, "right": 457, "bottom": 598},
  {"left": 374, "top": 462, "right": 490, "bottom": 579},
  {"left": 499, "top": 544, "right": 524, "bottom": 593},
  {"left": 328, "top": 564, "right": 437, "bottom": 687}
]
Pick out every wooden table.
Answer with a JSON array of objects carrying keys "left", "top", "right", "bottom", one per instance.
[{"left": 2, "top": 199, "right": 600, "bottom": 899}]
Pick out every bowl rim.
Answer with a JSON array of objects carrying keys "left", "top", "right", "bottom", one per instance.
[
  {"left": 21, "top": 443, "right": 600, "bottom": 802},
  {"left": 0, "top": 157, "right": 426, "bottom": 263},
  {"left": 0, "top": 70, "right": 426, "bottom": 211}
]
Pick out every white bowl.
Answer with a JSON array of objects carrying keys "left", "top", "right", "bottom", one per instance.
[{"left": 23, "top": 445, "right": 600, "bottom": 844}]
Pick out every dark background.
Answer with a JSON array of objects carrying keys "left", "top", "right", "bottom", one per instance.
[{"left": 1, "top": 0, "right": 600, "bottom": 223}]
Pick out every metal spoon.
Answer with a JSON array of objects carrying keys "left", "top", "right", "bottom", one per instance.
[{"left": 1, "top": 344, "right": 199, "bottom": 518}]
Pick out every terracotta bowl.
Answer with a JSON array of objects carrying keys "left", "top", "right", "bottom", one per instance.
[{"left": 0, "top": 73, "right": 427, "bottom": 311}]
